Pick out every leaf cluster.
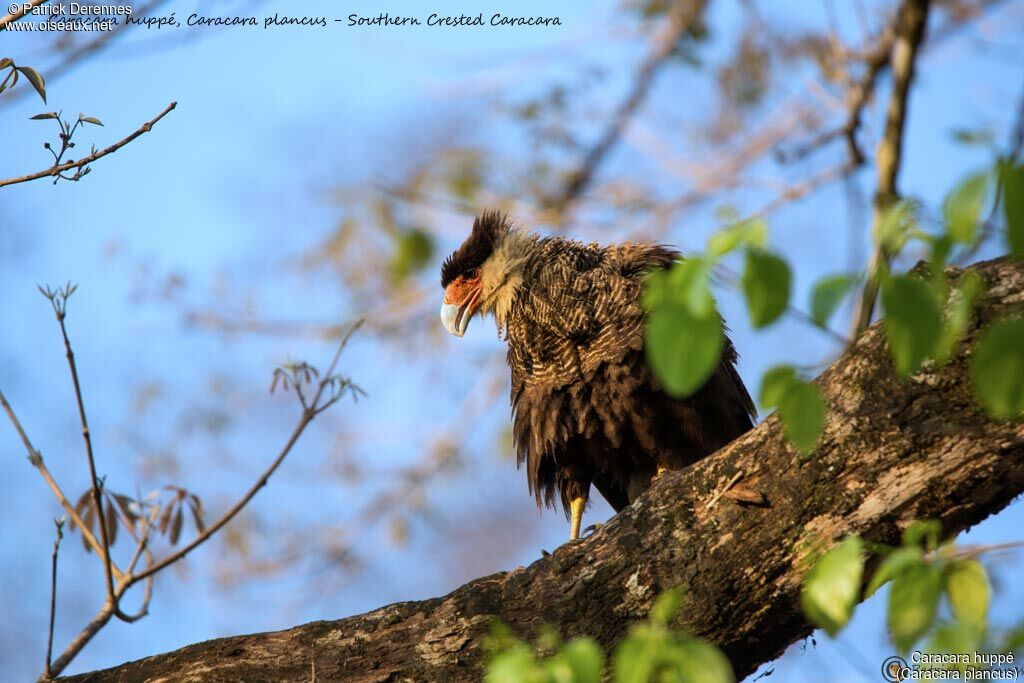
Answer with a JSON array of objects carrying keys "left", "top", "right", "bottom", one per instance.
[
  {"left": 802, "top": 521, "right": 999, "bottom": 660},
  {"left": 69, "top": 485, "right": 206, "bottom": 551},
  {"left": 485, "top": 590, "right": 733, "bottom": 683}
]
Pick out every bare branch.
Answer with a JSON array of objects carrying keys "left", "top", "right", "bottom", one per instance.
[
  {"left": 40, "top": 285, "right": 117, "bottom": 600},
  {"left": 0, "top": 389, "right": 120, "bottom": 572},
  {"left": 850, "top": 0, "right": 932, "bottom": 336},
  {"left": 0, "top": 102, "right": 176, "bottom": 188},
  {"left": 43, "top": 602, "right": 115, "bottom": 682}
]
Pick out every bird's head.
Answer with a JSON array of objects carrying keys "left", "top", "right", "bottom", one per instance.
[{"left": 440, "top": 210, "right": 524, "bottom": 337}]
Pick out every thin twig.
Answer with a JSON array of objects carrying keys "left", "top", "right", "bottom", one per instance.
[
  {"left": 0, "top": 101, "right": 176, "bottom": 188},
  {"left": 44, "top": 519, "right": 64, "bottom": 679},
  {"left": 0, "top": 0, "right": 50, "bottom": 29},
  {"left": 53, "top": 306, "right": 116, "bottom": 600},
  {"left": 706, "top": 470, "right": 745, "bottom": 510},
  {"left": 850, "top": 0, "right": 932, "bottom": 336},
  {"left": 0, "top": 389, "right": 120, "bottom": 572},
  {"left": 115, "top": 509, "right": 158, "bottom": 623},
  {"left": 39, "top": 321, "right": 363, "bottom": 679}
]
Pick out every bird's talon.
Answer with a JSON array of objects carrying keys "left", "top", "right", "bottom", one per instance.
[{"left": 582, "top": 523, "right": 601, "bottom": 538}]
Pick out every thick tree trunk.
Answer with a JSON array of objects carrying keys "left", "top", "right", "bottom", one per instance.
[{"left": 66, "top": 257, "right": 1024, "bottom": 683}]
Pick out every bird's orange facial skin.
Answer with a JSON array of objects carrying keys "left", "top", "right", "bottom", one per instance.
[
  {"left": 441, "top": 272, "right": 484, "bottom": 337},
  {"left": 444, "top": 273, "right": 482, "bottom": 311}
]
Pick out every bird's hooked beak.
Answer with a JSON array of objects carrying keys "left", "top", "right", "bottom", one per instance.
[{"left": 441, "top": 273, "right": 483, "bottom": 337}]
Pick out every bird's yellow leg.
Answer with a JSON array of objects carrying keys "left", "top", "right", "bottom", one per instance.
[
  {"left": 569, "top": 497, "right": 586, "bottom": 541},
  {"left": 656, "top": 465, "right": 668, "bottom": 476}
]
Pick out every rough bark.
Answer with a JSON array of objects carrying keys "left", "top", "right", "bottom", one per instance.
[{"left": 66, "top": 257, "right": 1024, "bottom": 683}]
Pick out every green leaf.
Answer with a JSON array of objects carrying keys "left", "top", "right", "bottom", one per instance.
[
  {"left": 866, "top": 546, "right": 924, "bottom": 597},
  {"left": 556, "top": 638, "right": 604, "bottom": 683},
  {"left": 80, "top": 116, "right": 104, "bottom": 126},
  {"left": 881, "top": 275, "right": 942, "bottom": 375},
  {"left": 650, "top": 589, "right": 682, "bottom": 626},
  {"left": 389, "top": 228, "right": 434, "bottom": 279},
  {"left": 760, "top": 366, "right": 825, "bottom": 453},
  {"left": 758, "top": 364, "right": 797, "bottom": 411},
  {"left": 486, "top": 645, "right": 539, "bottom": 683},
  {"left": 950, "top": 127, "right": 995, "bottom": 147},
  {"left": 801, "top": 535, "right": 864, "bottom": 637},
  {"left": 777, "top": 380, "right": 826, "bottom": 453},
  {"left": 0, "top": 58, "right": 13, "bottom": 69},
  {"left": 742, "top": 249, "right": 791, "bottom": 328},
  {"left": 645, "top": 258, "right": 714, "bottom": 317},
  {"left": 810, "top": 273, "right": 858, "bottom": 328},
  {"left": 944, "top": 171, "right": 991, "bottom": 245},
  {"left": 889, "top": 562, "right": 942, "bottom": 653},
  {"left": 16, "top": 65, "right": 46, "bottom": 103},
  {"left": 903, "top": 520, "right": 942, "bottom": 551},
  {"left": 707, "top": 218, "right": 768, "bottom": 259},
  {"left": 946, "top": 559, "right": 990, "bottom": 629},
  {"left": 30, "top": 112, "right": 59, "bottom": 120},
  {"left": 970, "top": 317, "right": 1024, "bottom": 420},
  {"left": 613, "top": 625, "right": 659, "bottom": 683},
  {"left": 670, "top": 258, "right": 715, "bottom": 317},
  {"left": 645, "top": 303, "right": 723, "bottom": 399},
  {"left": 926, "top": 620, "right": 983, "bottom": 667},
  {"left": 1000, "top": 162, "right": 1024, "bottom": 257},
  {"left": 876, "top": 200, "right": 919, "bottom": 254},
  {"left": 668, "top": 639, "right": 735, "bottom": 683}
]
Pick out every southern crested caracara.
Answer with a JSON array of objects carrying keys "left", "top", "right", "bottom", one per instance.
[{"left": 440, "top": 211, "right": 755, "bottom": 541}]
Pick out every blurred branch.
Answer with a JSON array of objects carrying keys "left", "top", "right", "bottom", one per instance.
[
  {"left": 549, "top": 0, "right": 709, "bottom": 213},
  {"left": 0, "top": 101, "right": 176, "bottom": 188},
  {"left": 780, "top": 23, "right": 896, "bottom": 166},
  {"left": 0, "top": 0, "right": 50, "bottom": 30},
  {"left": 850, "top": 0, "right": 932, "bottom": 336}
]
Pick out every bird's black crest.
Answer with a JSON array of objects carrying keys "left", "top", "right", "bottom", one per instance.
[{"left": 440, "top": 210, "right": 511, "bottom": 288}]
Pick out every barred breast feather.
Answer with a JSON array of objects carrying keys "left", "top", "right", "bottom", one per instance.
[{"left": 504, "top": 235, "right": 755, "bottom": 514}]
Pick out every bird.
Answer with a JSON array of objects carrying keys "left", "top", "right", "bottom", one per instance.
[{"left": 440, "top": 210, "right": 756, "bottom": 541}]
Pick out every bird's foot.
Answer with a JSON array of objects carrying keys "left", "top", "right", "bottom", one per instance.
[{"left": 582, "top": 523, "right": 602, "bottom": 538}]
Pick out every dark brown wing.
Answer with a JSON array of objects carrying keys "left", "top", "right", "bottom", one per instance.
[{"left": 507, "top": 240, "right": 683, "bottom": 510}]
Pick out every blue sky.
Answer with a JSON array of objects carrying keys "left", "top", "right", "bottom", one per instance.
[{"left": 2, "top": 1, "right": 1023, "bottom": 680}]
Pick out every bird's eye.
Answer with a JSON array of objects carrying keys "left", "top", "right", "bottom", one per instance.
[{"left": 464, "top": 267, "right": 478, "bottom": 279}]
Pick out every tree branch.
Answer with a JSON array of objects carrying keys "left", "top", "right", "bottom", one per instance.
[
  {"left": 850, "top": 0, "right": 932, "bottom": 335},
  {"left": 62, "top": 256, "right": 1024, "bottom": 683},
  {"left": 0, "top": 389, "right": 120, "bottom": 572},
  {"left": 55, "top": 306, "right": 116, "bottom": 600},
  {"left": 0, "top": 102, "right": 177, "bottom": 188}
]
